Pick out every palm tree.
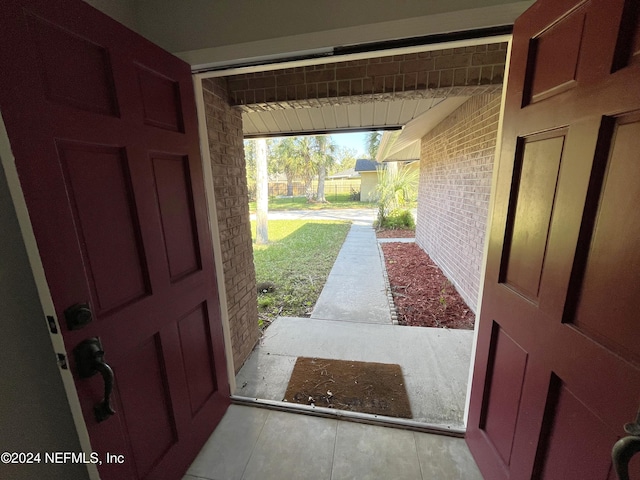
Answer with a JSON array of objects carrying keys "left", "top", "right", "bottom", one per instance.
[
  {"left": 375, "top": 164, "right": 419, "bottom": 225},
  {"left": 273, "top": 137, "right": 304, "bottom": 196},
  {"left": 366, "top": 131, "right": 382, "bottom": 160},
  {"left": 255, "top": 138, "right": 269, "bottom": 244},
  {"left": 313, "top": 135, "right": 337, "bottom": 203},
  {"left": 243, "top": 139, "right": 257, "bottom": 199},
  {"left": 292, "top": 136, "right": 317, "bottom": 200},
  {"left": 271, "top": 135, "right": 337, "bottom": 202}
]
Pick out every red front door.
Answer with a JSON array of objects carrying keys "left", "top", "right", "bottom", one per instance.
[
  {"left": 0, "top": 1, "right": 230, "bottom": 478},
  {"left": 467, "top": 0, "right": 640, "bottom": 478}
]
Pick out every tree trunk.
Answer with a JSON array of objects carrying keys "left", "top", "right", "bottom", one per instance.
[
  {"left": 316, "top": 164, "right": 327, "bottom": 202},
  {"left": 255, "top": 138, "right": 268, "bottom": 244},
  {"left": 286, "top": 174, "right": 293, "bottom": 196},
  {"left": 304, "top": 177, "right": 313, "bottom": 200}
]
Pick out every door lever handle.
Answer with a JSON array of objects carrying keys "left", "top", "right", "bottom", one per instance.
[
  {"left": 74, "top": 338, "right": 116, "bottom": 423},
  {"left": 612, "top": 408, "right": 640, "bottom": 480}
]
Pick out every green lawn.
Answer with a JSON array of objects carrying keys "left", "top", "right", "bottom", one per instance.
[
  {"left": 249, "top": 194, "right": 376, "bottom": 212},
  {"left": 251, "top": 220, "right": 350, "bottom": 328}
]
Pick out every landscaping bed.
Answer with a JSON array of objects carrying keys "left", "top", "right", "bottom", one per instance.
[{"left": 380, "top": 242, "right": 475, "bottom": 329}]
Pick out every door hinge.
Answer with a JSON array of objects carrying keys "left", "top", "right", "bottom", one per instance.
[
  {"left": 47, "top": 315, "right": 58, "bottom": 334},
  {"left": 57, "top": 353, "right": 68, "bottom": 370}
]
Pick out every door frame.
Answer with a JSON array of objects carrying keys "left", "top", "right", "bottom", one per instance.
[
  {"left": 463, "top": 37, "right": 513, "bottom": 426},
  {"left": 192, "top": 77, "right": 238, "bottom": 394},
  {"left": 193, "top": 33, "right": 513, "bottom": 425}
]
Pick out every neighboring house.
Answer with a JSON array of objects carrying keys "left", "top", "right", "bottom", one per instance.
[
  {"left": 354, "top": 159, "right": 382, "bottom": 201},
  {"left": 327, "top": 167, "right": 359, "bottom": 180},
  {"left": 354, "top": 158, "right": 419, "bottom": 204}
]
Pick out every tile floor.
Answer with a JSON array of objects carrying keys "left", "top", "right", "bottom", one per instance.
[{"left": 184, "top": 405, "right": 483, "bottom": 480}]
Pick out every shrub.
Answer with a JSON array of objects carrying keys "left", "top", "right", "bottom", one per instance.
[
  {"left": 375, "top": 166, "right": 419, "bottom": 226},
  {"left": 379, "top": 209, "right": 415, "bottom": 229}
]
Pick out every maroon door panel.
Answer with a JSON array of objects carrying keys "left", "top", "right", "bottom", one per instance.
[
  {"left": 467, "top": 1, "right": 640, "bottom": 479},
  {"left": 0, "top": 1, "right": 230, "bottom": 479}
]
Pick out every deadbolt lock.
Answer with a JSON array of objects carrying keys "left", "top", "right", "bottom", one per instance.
[{"left": 64, "top": 303, "right": 93, "bottom": 330}]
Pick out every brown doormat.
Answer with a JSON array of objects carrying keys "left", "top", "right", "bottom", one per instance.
[{"left": 283, "top": 357, "right": 412, "bottom": 419}]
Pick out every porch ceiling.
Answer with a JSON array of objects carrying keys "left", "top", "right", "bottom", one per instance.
[
  {"left": 240, "top": 93, "right": 477, "bottom": 162},
  {"left": 242, "top": 97, "right": 446, "bottom": 137},
  {"left": 233, "top": 38, "right": 507, "bottom": 139}
]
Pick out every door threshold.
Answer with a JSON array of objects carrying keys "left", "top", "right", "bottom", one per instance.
[{"left": 231, "top": 395, "right": 465, "bottom": 438}]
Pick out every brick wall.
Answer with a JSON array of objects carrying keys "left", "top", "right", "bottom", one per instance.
[
  {"left": 202, "top": 77, "right": 259, "bottom": 373},
  {"left": 415, "top": 93, "right": 501, "bottom": 312},
  {"left": 227, "top": 43, "right": 507, "bottom": 111}
]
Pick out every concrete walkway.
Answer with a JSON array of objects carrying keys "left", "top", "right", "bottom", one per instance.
[
  {"left": 237, "top": 212, "right": 474, "bottom": 428},
  {"left": 250, "top": 208, "right": 377, "bottom": 225},
  {"left": 311, "top": 225, "right": 391, "bottom": 324}
]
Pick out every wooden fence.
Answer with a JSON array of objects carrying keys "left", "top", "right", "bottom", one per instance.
[{"left": 248, "top": 179, "right": 361, "bottom": 200}]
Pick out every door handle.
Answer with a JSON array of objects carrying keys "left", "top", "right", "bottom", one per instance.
[
  {"left": 74, "top": 337, "right": 116, "bottom": 423},
  {"left": 612, "top": 408, "right": 640, "bottom": 480}
]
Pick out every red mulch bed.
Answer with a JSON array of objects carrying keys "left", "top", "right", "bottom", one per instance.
[{"left": 380, "top": 242, "right": 475, "bottom": 329}]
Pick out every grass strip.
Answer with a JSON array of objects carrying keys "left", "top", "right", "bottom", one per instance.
[
  {"left": 251, "top": 220, "right": 350, "bottom": 328},
  {"left": 249, "top": 194, "right": 375, "bottom": 212}
]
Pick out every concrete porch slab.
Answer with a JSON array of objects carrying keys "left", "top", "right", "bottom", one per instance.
[{"left": 236, "top": 317, "right": 473, "bottom": 428}]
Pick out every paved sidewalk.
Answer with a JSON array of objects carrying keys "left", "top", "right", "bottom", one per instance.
[
  {"left": 236, "top": 210, "right": 474, "bottom": 427},
  {"left": 250, "top": 208, "right": 376, "bottom": 225},
  {"left": 311, "top": 225, "right": 391, "bottom": 324}
]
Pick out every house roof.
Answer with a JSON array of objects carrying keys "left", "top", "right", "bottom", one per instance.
[
  {"left": 377, "top": 96, "right": 471, "bottom": 163},
  {"left": 354, "top": 159, "right": 381, "bottom": 172},
  {"left": 328, "top": 168, "right": 359, "bottom": 179}
]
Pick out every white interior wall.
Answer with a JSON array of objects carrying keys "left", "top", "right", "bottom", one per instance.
[
  {"left": 83, "top": 0, "right": 137, "bottom": 30},
  {"left": 93, "top": 0, "right": 533, "bottom": 69},
  {"left": 0, "top": 117, "right": 92, "bottom": 480},
  {"left": 133, "top": 0, "right": 524, "bottom": 50}
]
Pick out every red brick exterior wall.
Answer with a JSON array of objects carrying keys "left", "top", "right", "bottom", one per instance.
[
  {"left": 202, "top": 77, "right": 259, "bottom": 373},
  {"left": 227, "top": 43, "right": 507, "bottom": 110},
  {"left": 415, "top": 93, "right": 501, "bottom": 312}
]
